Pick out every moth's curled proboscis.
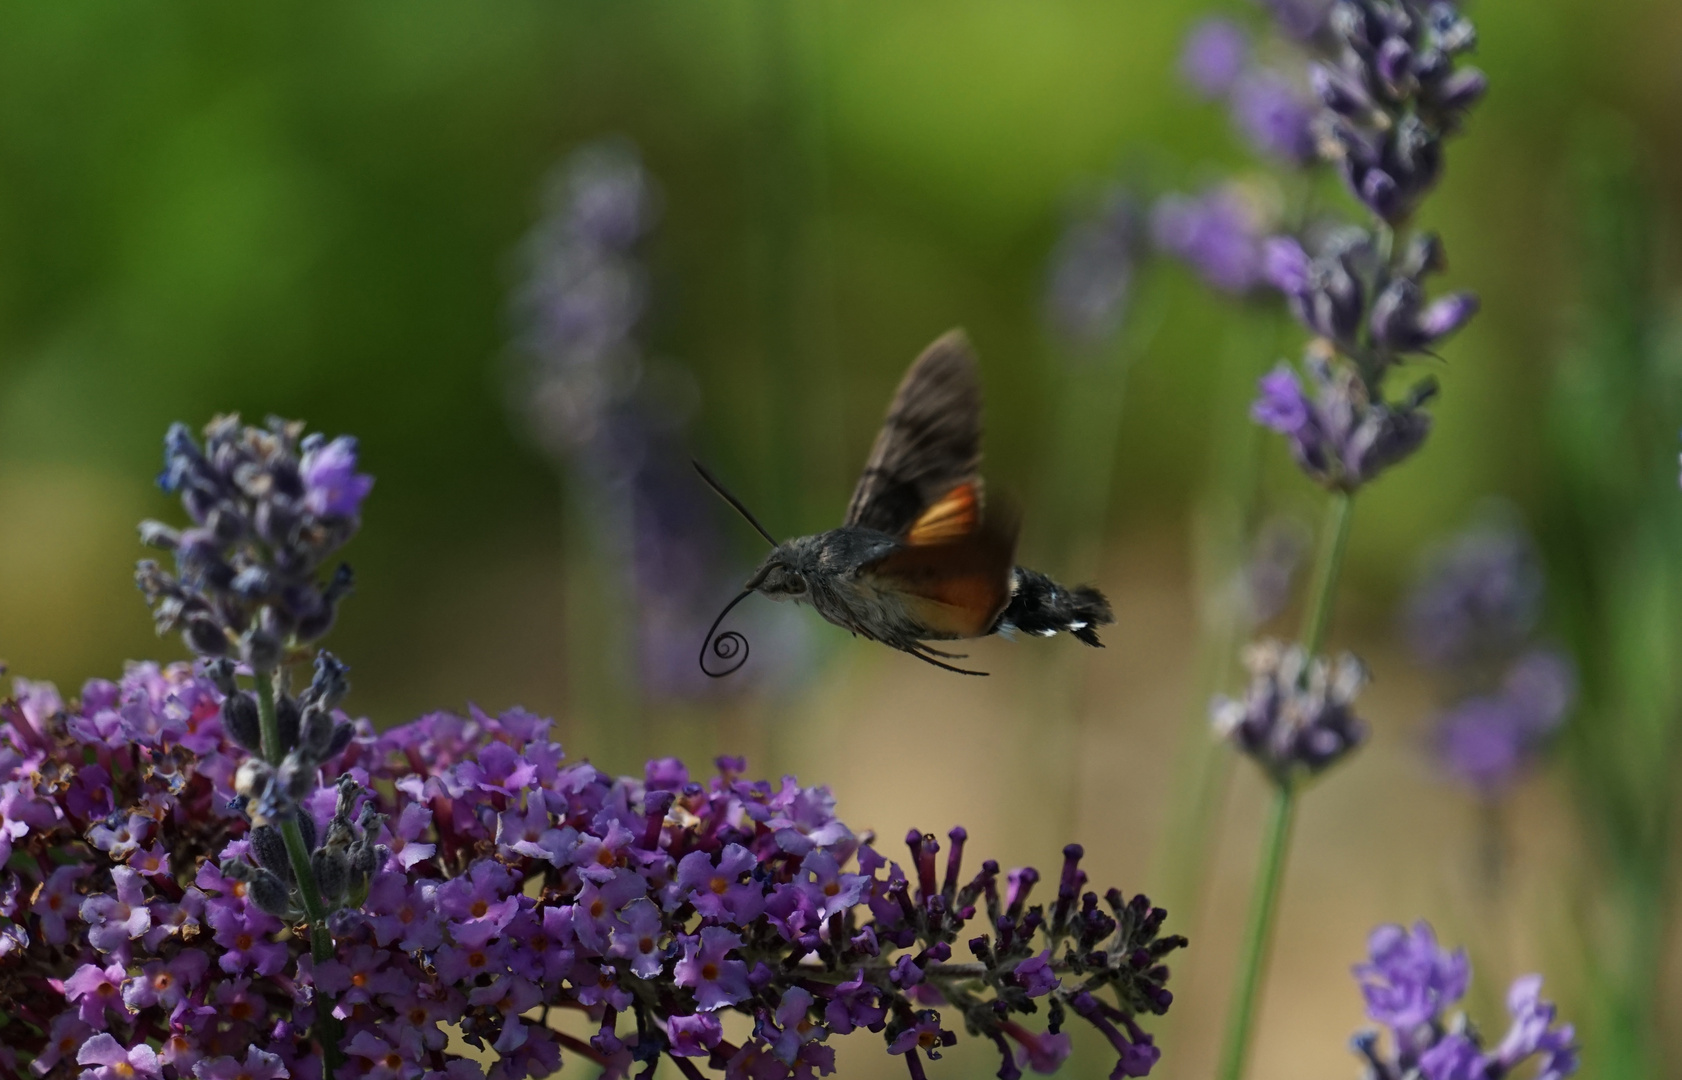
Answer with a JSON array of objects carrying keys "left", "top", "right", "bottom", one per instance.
[{"left": 699, "top": 588, "right": 755, "bottom": 677}]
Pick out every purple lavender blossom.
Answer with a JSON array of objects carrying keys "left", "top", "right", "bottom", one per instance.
[
  {"left": 1212, "top": 639, "right": 1369, "bottom": 782},
  {"left": 1231, "top": 71, "right": 1318, "bottom": 164},
  {"left": 1045, "top": 187, "right": 1145, "bottom": 348},
  {"left": 1351, "top": 922, "right": 1577, "bottom": 1080},
  {"left": 1250, "top": 351, "right": 1437, "bottom": 491},
  {"left": 1405, "top": 523, "right": 1543, "bottom": 668},
  {"left": 513, "top": 139, "right": 746, "bottom": 699},
  {"left": 1355, "top": 922, "right": 1470, "bottom": 1032},
  {"left": 1151, "top": 186, "right": 1271, "bottom": 294},
  {"left": 300, "top": 436, "right": 375, "bottom": 519},
  {"left": 1180, "top": 18, "right": 1250, "bottom": 99},
  {"left": 1432, "top": 650, "right": 1574, "bottom": 793}
]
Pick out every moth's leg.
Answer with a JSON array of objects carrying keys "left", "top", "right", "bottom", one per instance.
[
  {"left": 915, "top": 643, "right": 970, "bottom": 660},
  {"left": 902, "top": 643, "right": 988, "bottom": 676}
]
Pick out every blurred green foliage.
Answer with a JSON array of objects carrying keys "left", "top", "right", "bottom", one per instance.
[{"left": 0, "top": 0, "right": 1677, "bottom": 718}]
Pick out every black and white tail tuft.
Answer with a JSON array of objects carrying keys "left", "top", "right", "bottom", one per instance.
[{"left": 993, "top": 568, "right": 1114, "bottom": 646}]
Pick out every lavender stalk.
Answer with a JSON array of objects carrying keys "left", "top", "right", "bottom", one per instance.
[{"left": 1194, "top": 2, "right": 1491, "bottom": 1077}]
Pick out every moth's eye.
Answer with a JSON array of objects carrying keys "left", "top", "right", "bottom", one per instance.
[{"left": 786, "top": 574, "right": 808, "bottom": 595}]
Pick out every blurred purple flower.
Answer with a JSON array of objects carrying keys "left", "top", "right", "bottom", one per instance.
[
  {"left": 1045, "top": 187, "right": 1145, "bottom": 348},
  {"left": 513, "top": 139, "right": 749, "bottom": 699},
  {"left": 1231, "top": 71, "right": 1317, "bottom": 164},
  {"left": 1351, "top": 922, "right": 1577, "bottom": 1080},
  {"left": 1180, "top": 18, "right": 1250, "bottom": 99},
  {"left": 1355, "top": 922, "right": 1470, "bottom": 1033},
  {"left": 1432, "top": 650, "right": 1574, "bottom": 793},
  {"left": 1151, "top": 186, "right": 1270, "bottom": 294},
  {"left": 1405, "top": 524, "right": 1543, "bottom": 668}
]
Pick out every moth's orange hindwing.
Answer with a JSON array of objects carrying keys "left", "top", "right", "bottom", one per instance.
[{"left": 905, "top": 481, "right": 981, "bottom": 547}]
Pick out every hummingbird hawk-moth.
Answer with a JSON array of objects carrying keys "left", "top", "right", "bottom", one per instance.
[{"left": 697, "top": 329, "right": 1114, "bottom": 677}]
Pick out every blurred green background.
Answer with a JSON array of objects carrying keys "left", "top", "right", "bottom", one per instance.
[{"left": 1, "top": 2, "right": 1679, "bottom": 1078}]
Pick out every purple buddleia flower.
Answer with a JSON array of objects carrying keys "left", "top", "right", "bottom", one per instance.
[
  {"left": 78, "top": 1034, "right": 163, "bottom": 1080},
  {"left": 674, "top": 926, "right": 752, "bottom": 1011},
  {"left": 1151, "top": 185, "right": 1272, "bottom": 294},
  {"left": 665, "top": 1012, "right": 723, "bottom": 1056},
  {"left": 192, "top": 1047, "right": 288, "bottom": 1080},
  {"left": 6, "top": 639, "right": 1182, "bottom": 1077},
  {"left": 32, "top": 864, "right": 87, "bottom": 944},
  {"left": 1180, "top": 18, "right": 1250, "bottom": 98},
  {"left": 80, "top": 866, "right": 152, "bottom": 952}
]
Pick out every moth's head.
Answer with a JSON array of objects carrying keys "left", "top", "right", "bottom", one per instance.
[{"left": 748, "top": 541, "right": 817, "bottom": 602}]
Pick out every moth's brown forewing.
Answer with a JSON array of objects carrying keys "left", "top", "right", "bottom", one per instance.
[{"left": 845, "top": 330, "right": 983, "bottom": 537}]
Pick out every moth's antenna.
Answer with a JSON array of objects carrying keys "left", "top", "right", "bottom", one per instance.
[{"left": 692, "top": 459, "right": 778, "bottom": 547}]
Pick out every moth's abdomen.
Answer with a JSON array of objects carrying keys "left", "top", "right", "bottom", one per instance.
[{"left": 993, "top": 567, "right": 1114, "bottom": 646}]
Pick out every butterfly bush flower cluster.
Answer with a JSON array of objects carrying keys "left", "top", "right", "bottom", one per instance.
[
  {"left": 0, "top": 416, "right": 1186, "bottom": 1080},
  {"left": 1404, "top": 523, "right": 1574, "bottom": 794},
  {"left": 1350, "top": 922, "right": 1577, "bottom": 1080},
  {"left": 0, "top": 684, "right": 1187, "bottom": 1080}
]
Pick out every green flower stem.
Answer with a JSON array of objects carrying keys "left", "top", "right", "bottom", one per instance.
[
  {"left": 1213, "top": 781, "right": 1297, "bottom": 1080},
  {"left": 1215, "top": 488, "right": 1355, "bottom": 1080},
  {"left": 1302, "top": 491, "right": 1354, "bottom": 657},
  {"left": 255, "top": 671, "right": 342, "bottom": 1076}
]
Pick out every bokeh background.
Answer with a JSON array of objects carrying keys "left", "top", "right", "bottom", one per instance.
[{"left": 1, "top": 1, "right": 1679, "bottom": 1078}]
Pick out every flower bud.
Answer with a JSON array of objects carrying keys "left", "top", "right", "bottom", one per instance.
[
  {"left": 275, "top": 694, "right": 301, "bottom": 755},
  {"left": 203, "top": 657, "right": 239, "bottom": 697},
  {"left": 137, "top": 520, "right": 181, "bottom": 551},
  {"left": 313, "top": 848, "right": 349, "bottom": 907},
  {"left": 239, "top": 628, "right": 282, "bottom": 674},
  {"left": 248, "top": 869, "right": 293, "bottom": 918},
  {"left": 221, "top": 692, "right": 262, "bottom": 754},
  {"left": 250, "top": 824, "right": 293, "bottom": 882},
  {"left": 230, "top": 565, "right": 274, "bottom": 600},
  {"left": 277, "top": 751, "right": 317, "bottom": 803},
  {"left": 184, "top": 618, "right": 229, "bottom": 658},
  {"left": 325, "top": 722, "right": 355, "bottom": 761},
  {"left": 302, "top": 651, "right": 350, "bottom": 713},
  {"left": 300, "top": 705, "right": 335, "bottom": 758},
  {"left": 234, "top": 758, "right": 276, "bottom": 803}
]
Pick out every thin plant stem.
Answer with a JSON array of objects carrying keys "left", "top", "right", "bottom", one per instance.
[
  {"left": 1214, "top": 781, "right": 1297, "bottom": 1080},
  {"left": 255, "top": 671, "right": 342, "bottom": 1077},
  {"left": 1214, "top": 487, "right": 1356, "bottom": 1080},
  {"left": 1302, "top": 492, "right": 1354, "bottom": 657}
]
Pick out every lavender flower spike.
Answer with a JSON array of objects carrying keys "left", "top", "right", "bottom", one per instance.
[
  {"left": 1349, "top": 921, "right": 1577, "bottom": 1080},
  {"left": 1179, "top": 17, "right": 1249, "bottom": 99},
  {"left": 1212, "top": 639, "right": 1368, "bottom": 784}
]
